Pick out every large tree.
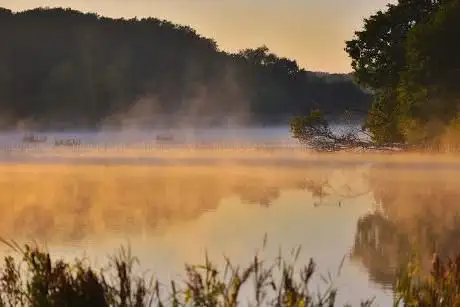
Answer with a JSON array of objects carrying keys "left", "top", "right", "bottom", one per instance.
[
  {"left": 345, "top": 0, "right": 445, "bottom": 143},
  {"left": 397, "top": 0, "right": 460, "bottom": 144},
  {"left": 291, "top": 0, "right": 460, "bottom": 149}
]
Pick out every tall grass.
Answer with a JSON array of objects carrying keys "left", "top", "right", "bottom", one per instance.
[
  {"left": 394, "top": 253, "right": 460, "bottom": 306},
  {"left": 0, "top": 238, "right": 459, "bottom": 306},
  {"left": 0, "top": 238, "right": 377, "bottom": 307}
]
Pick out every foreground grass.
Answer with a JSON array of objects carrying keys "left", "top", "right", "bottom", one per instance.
[
  {"left": 0, "top": 240, "right": 457, "bottom": 306},
  {"left": 395, "top": 253, "right": 460, "bottom": 307},
  {"left": 0, "top": 239, "right": 373, "bottom": 307}
]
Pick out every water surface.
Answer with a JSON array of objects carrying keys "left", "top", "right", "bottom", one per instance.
[{"left": 0, "top": 127, "right": 459, "bottom": 306}]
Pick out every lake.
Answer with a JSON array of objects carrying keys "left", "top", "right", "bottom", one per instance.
[{"left": 0, "top": 126, "right": 459, "bottom": 306}]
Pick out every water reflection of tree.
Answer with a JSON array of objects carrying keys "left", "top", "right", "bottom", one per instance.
[
  {"left": 298, "top": 176, "right": 370, "bottom": 207},
  {"left": 353, "top": 213, "right": 410, "bottom": 286},
  {"left": 0, "top": 166, "right": 365, "bottom": 244},
  {"left": 234, "top": 185, "right": 280, "bottom": 208},
  {"left": 351, "top": 168, "right": 460, "bottom": 288}
]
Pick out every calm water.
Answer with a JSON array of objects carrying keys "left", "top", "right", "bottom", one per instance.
[{"left": 0, "top": 127, "right": 458, "bottom": 306}]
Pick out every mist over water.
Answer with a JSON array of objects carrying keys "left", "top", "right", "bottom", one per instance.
[{"left": 0, "top": 126, "right": 459, "bottom": 305}]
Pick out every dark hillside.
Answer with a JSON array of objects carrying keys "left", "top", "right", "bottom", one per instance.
[{"left": 0, "top": 7, "right": 371, "bottom": 129}]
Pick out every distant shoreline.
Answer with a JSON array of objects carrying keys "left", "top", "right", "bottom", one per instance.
[{"left": 0, "top": 116, "right": 366, "bottom": 133}]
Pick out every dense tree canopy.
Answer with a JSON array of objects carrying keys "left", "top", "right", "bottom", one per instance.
[
  {"left": 398, "top": 0, "right": 460, "bottom": 144},
  {"left": 344, "top": 0, "right": 460, "bottom": 146},
  {"left": 345, "top": 0, "right": 441, "bottom": 91},
  {"left": 0, "top": 7, "right": 371, "bottom": 130},
  {"left": 345, "top": 0, "right": 444, "bottom": 144}
]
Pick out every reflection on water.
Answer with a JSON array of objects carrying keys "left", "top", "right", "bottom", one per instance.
[
  {"left": 352, "top": 167, "right": 460, "bottom": 289},
  {"left": 1, "top": 156, "right": 460, "bottom": 305},
  {"left": 0, "top": 163, "right": 370, "bottom": 243}
]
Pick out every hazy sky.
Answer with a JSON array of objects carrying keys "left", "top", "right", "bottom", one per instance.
[{"left": 0, "top": 0, "right": 395, "bottom": 73}]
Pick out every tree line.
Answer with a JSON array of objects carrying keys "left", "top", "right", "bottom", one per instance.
[{"left": 0, "top": 7, "right": 371, "bottom": 130}]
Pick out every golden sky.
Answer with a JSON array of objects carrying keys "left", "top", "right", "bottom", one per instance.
[{"left": 0, "top": 0, "right": 395, "bottom": 73}]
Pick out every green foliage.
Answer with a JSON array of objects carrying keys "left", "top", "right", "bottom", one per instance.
[
  {"left": 345, "top": 0, "right": 460, "bottom": 145},
  {"left": 0, "top": 7, "right": 371, "bottom": 128},
  {"left": 289, "top": 110, "right": 348, "bottom": 151},
  {"left": 404, "top": 0, "right": 460, "bottom": 101},
  {"left": 396, "top": 0, "right": 460, "bottom": 144},
  {"left": 345, "top": 0, "right": 439, "bottom": 91},
  {"left": 363, "top": 90, "right": 405, "bottom": 144},
  {"left": 289, "top": 109, "right": 373, "bottom": 151},
  {"left": 289, "top": 110, "right": 329, "bottom": 143}
]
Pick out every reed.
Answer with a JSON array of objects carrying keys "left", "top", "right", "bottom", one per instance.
[
  {"left": 394, "top": 253, "right": 460, "bottom": 306},
  {"left": 0, "top": 238, "right": 375, "bottom": 307},
  {"left": 1, "top": 237, "right": 459, "bottom": 306}
]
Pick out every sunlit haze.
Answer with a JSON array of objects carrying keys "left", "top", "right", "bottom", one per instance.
[
  {"left": 0, "top": 0, "right": 456, "bottom": 304},
  {"left": 0, "top": 0, "right": 395, "bottom": 73}
]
